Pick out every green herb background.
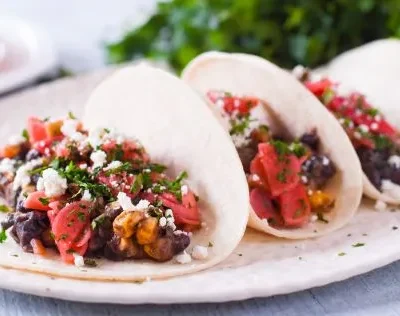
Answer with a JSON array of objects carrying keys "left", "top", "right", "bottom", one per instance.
[{"left": 106, "top": 0, "right": 400, "bottom": 73}]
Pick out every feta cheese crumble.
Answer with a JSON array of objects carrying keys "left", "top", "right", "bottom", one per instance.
[
  {"left": 13, "top": 158, "right": 43, "bottom": 190},
  {"left": 103, "top": 160, "right": 122, "bottom": 171},
  {"left": 134, "top": 199, "right": 150, "bottom": 210},
  {"left": 39, "top": 168, "right": 68, "bottom": 197},
  {"left": 310, "top": 214, "right": 318, "bottom": 222},
  {"left": 159, "top": 217, "right": 167, "bottom": 227},
  {"left": 181, "top": 185, "right": 188, "bottom": 195},
  {"left": 322, "top": 156, "right": 330, "bottom": 166},
  {"left": 8, "top": 134, "right": 26, "bottom": 145},
  {"left": 117, "top": 192, "right": 134, "bottom": 211},
  {"left": 370, "top": 122, "right": 378, "bottom": 131},
  {"left": 0, "top": 158, "right": 15, "bottom": 173},
  {"left": 252, "top": 174, "right": 260, "bottom": 181},
  {"left": 61, "top": 119, "right": 79, "bottom": 137},
  {"left": 388, "top": 155, "right": 400, "bottom": 169},
  {"left": 191, "top": 246, "right": 208, "bottom": 260},
  {"left": 90, "top": 150, "right": 107, "bottom": 168},
  {"left": 358, "top": 124, "right": 369, "bottom": 133},
  {"left": 87, "top": 128, "right": 104, "bottom": 148},
  {"left": 381, "top": 180, "right": 400, "bottom": 200},
  {"left": 292, "top": 65, "right": 306, "bottom": 79},
  {"left": 73, "top": 253, "right": 85, "bottom": 267},
  {"left": 374, "top": 200, "right": 387, "bottom": 212},
  {"left": 81, "top": 190, "right": 92, "bottom": 201},
  {"left": 175, "top": 251, "right": 192, "bottom": 264}
]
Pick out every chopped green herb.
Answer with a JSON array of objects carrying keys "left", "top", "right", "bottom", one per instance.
[
  {"left": 338, "top": 252, "right": 346, "bottom": 256},
  {"left": 147, "top": 163, "right": 167, "bottom": 174},
  {"left": 276, "top": 169, "right": 288, "bottom": 183},
  {"left": 84, "top": 258, "right": 98, "bottom": 267},
  {"left": 111, "top": 144, "right": 124, "bottom": 161},
  {"left": 0, "top": 229, "right": 7, "bottom": 243},
  {"left": 43, "top": 117, "right": 50, "bottom": 122},
  {"left": 104, "top": 162, "right": 132, "bottom": 176},
  {"left": 68, "top": 111, "right": 76, "bottom": 119},
  {"left": 322, "top": 88, "right": 335, "bottom": 104},
  {"left": 158, "top": 171, "right": 188, "bottom": 201},
  {"left": 208, "top": 241, "right": 214, "bottom": 247},
  {"left": 38, "top": 197, "right": 50, "bottom": 206},
  {"left": 77, "top": 212, "right": 86, "bottom": 222},
  {"left": 0, "top": 205, "right": 10, "bottom": 213},
  {"left": 22, "top": 129, "right": 29, "bottom": 141},
  {"left": 66, "top": 249, "right": 75, "bottom": 254},
  {"left": 58, "top": 234, "right": 68, "bottom": 241},
  {"left": 49, "top": 231, "right": 55, "bottom": 240},
  {"left": 229, "top": 114, "right": 254, "bottom": 136},
  {"left": 372, "top": 134, "right": 392, "bottom": 150},
  {"left": 91, "top": 214, "right": 106, "bottom": 230},
  {"left": 103, "top": 128, "right": 110, "bottom": 133},
  {"left": 11, "top": 254, "right": 18, "bottom": 257},
  {"left": 290, "top": 142, "right": 307, "bottom": 158},
  {"left": 352, "top": 242, "right": 365, "bottom": 248},
  {"left": 317, "top": 212, "right": 329, "bottom": 224},
  {"left": 29, "top": 165, "right": 48, "bottom": 175},
  {"left": 366, "top": 108, "right": 379, "bottom": 117}
]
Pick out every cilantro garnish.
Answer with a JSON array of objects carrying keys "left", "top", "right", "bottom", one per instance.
[
  {"left": 276, "top": 169, "right": 288, "bottom": 183},
  {"left": 147, "top": 163, "right": 167, "bottom": 173},
  {"left": 372, "top": 134, "right": 392, "bottom": 150},
  {"left": 338, "top": 252, "right": 346, "bottom": 256},
  {"left": 0, "top": 229, "right": 7, "bottom": 243},
  {"left": 352, "top": 242, "right": 365, "bottom": 248},
  {"left": 104, "top": 162, "right": 132, "bottom": 176},
  {"left": 0, "top": 205, "right": 10, "bottom": 213},
  {"left": 29, "top": 165, "right": 48, "bottom": 175},
  {"left": 208, "top": 241, "right": 214, "bottom": 247},
  {"left": 22, "top": 129, "right": 29, "bottom": 141},
  {"left": 322, "top": 88, "right": 334, "bottom": 104},
  {"left": 366, "top": 108, "right": 379, "bottom": 117},
  {"left": 103, "top": 128, "right": 110, "bottom": 133},
  {"left": 58, "top": 234, "right": 68, "bottom": 241},
  {"left": 68, "top": 111, "right": 76, "bottom": 119},
  {"left": 91, "top": 214, "right": 106, "bottom": 230},
  {"left": 77, "top": 212, "right": 86, "bottom": 222},
  {"left": 317, "top": 212, "right": 329, "bottom": 223},
  {"left": 111, "top": 144, "right": 124, "bottom": 161},
  {"left": 229, "top": 114, "right": 254, "bottom": 136},
  {"left": 38, "top": 197, "right": 50, "bottom": 206},
  {"left": 290, "top": 142, "right": 307, "bottom": 158},
  {"left": 157, "top": 171, "right": 188, "bottom": 201}
]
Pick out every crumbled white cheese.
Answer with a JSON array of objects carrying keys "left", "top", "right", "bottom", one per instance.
[
  {"left": 87, "top": 128, "right": 104, "bottom": 148},
  {"left": 90, "top": 150, "right": 107, "bottom": 168},
  {"left": 301, "top": 175, "right": 308, "bottom": 183},
  {"left": 36, "top": 177, "right": 44, "bottom": 191},
  {"left": 355, "top": 110, "right": 362, "bottom": 117},
  {"left": 252, "top": 174, "right": 260, "bottom": 181},
  {"left": 175, "top": 251, "right": 192, "bottom": 264},
  {"left": 310, "top": 214, "right": 318, "bottom": 222},
  {"left": 322, "top": 156, "right": 330, "bottom": 166},
  {"left": 165, "top": 209, "right": 173, "bottom": 218},
  {"left": 103, "top": 160, "right": 122, "bottom": 171},
  {"left": 73, "top": 253, "right": 85, "bottom": 267},
  {"left": 375, "top": 115, "right": 382, "bottom": 122},
  {"left": 354, "top": 132, "right": 362, "bottom": 139},
  {"left": 39, "top": 168, "right": 68, "bottom": 197},
  {"left": 335, "top": 83, "right": 352, "bottom": 97},
  {"left": 159, "top": 217, "right": 167, "bottom": 227},
  {"left": 81, "top": 190, "right": 92, "bottom": 201},
  {"left": 388, "top": 156, "right": 400, "bottom": 169},
  {"left": 70, "top": 132, "right": 85, "bottom": 142},
  {"left": 381, "top": 180, "right": 400, "bottom": 200},
  {"left": 168, "top": 223, "right": 177, "bottom": 231},
  {"left": 61, "top": 119, "right": 79, "bottom": 137},
  {"left": 374, "top": 200, "right": 387, "bottom": 212},
  {"left": 13, "top": 158, "right": 43, "bottom": 190},
  {"left": 181, "top": 185, "right": 188, "bottom": 195},
  {"left": 8, "top": 134, "right": 26, "bottom": 145},
  {"left": 143, "top": 168, "right": 151, "bottom": 173},
  {"left": 191, "top": 246, "right": 208, "bottom": 260},
  {"left": 292, "top": 65, "right": 306, "bottom": 79},
  {"left": 134, "top": 199, "right": 150, "bottom": 210},
  {"left": 79, "top": 163, "right": 87, "bottom": 170},
  {"left": 307, "top": 189, "right": 313, "bottom": 196},
  {"left": 370, "top": 122, "right": 378, "bottom": 131},
  {"left": 310, "top": 73, "right": 322, "bottom": 82},
  {"left": 0, "top": 158, "right": 15, "bottom": 173},
  {"left": 358, "top": 124, "right": 369, "bottom": 133},
  {"left": 117, "top": 192, "right": 134, "bottom": 211}
]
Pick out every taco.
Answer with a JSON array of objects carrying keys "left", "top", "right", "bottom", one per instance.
[
  {"left": 293, "top": 65, "right": 400, "bottom": 206},
  {"left": 0, "top": 64, "right": 248, "bottom": 281},
  {"left": 182, "top": 52, "right": 363, "bottom": 239}
]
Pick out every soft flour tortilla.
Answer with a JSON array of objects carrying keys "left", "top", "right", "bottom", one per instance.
[
  {"left": 182, "top": 52, "right": 363, "bottom": 239},
  {"left": 310, "top": 39, "right": 400, "bottom": 204},
  {"left": 0, "top": 64, "right": 249, "bottom": 281}
]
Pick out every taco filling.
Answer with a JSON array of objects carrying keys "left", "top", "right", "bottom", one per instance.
[
  {"left": 207, "top": 91, "right": 336, "bottom": 228},
  {"left": 0, "top": 114, "right": 202, "bottom": 265},
  {"left": 294, "top": 66, "right": 400, "bottom": 200}
]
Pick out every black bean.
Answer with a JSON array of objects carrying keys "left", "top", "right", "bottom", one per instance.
[
  {"left": 300, "top": 131, "right": 319, "bottom": 151},
  {"left": 25, "top": 149, "right": 41, "bottom": 161},
  {"left": 237, "top": 142, "right": 258, "bottom": 173},
  {"left": 302, "top": 155, "right": 336, "bottom": 190}
]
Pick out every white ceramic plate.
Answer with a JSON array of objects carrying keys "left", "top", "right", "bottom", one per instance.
[
  {"left": 0, "top": 17, "right": 57, "bottom": 94},
  {"left": 1, "top": 70, "right": 400, "bottom": 304}
]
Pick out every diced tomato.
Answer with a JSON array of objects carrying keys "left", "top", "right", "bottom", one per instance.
[
  {"left": 24, "top": 191, "right": 51, "bottom": 211},
  {"left": 33, "top": 135, "right": 64, "bottom": 155},
  {"left": 207, "top": 91, "right": 259, "bottom": 115},
  {"left": 249, "top": 154, "right": 269, "bottom": 191},
  {"left": 206, "top": 91, "right": 221, "bottom": 103},
  {"left": 278, "top": 184, "right": 311, "bottom": 227},
  {"left": 237, "top": 96, "right": 259, "bottom": 114},
  {"left": 101, "top": 140, "right": 149, "bottom": 164},
  {"left": 376, "top": 120, "right": 397, "bottom": 138},
  {"left": 50, "top": 201, "right": 92, "bottom": 263},
  {"left": 160, "top": 192, "right": 200, "bottom": 226},
  {"left": 250, "top": 188, "right": 283, "bottom": 226},
  {"left": 27, "top": 117, "right": 47, "bottom": 144},
  {"left": 305, "top": 79, "right": 332, "bottom": 97},
  {"left": 97, "top": 171, "right": 137, "bottom": 197},
  {"left": 258, "top": 143, "right": 301, "bottom": 197},
  {"left": 30, "top": 238, "right": 46, "bottom": 256}
]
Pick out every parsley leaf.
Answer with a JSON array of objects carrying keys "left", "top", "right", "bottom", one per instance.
[
  {"left": 91, "top": 214, "right": 106, "bottom": 230},
  {"left": 104, "top": 162, "right": 132, "bottom": 176},
  {"left": 0, "top": 229, "right": 7, "bottom": 243},
  {"left": 38, "top": 197, "right": 50, "bottom": 206},
  {"left": 22, "top": 129, "right": 29, "bottom": 141},
  {"left": 68, "top": 111, "right": 76, "bottom": 119},
  {"left": 229, "top": 115, "right": 254, "bottom": 136},
  {"left": 84, "top": 258, "right": 98, "bottom": 267},
  {"left": 338, "top": 252, "right": 346, "bottom": 256},
  {"left": 130, "top": 173, "right": 143, "bottom": 194},
  {"left": 352, "top": 242, "right": 365, "bottom": 248}
]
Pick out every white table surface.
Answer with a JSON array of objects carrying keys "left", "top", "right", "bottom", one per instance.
[{"left": 1, "top": 1, "right": 400, "bottom": 315}]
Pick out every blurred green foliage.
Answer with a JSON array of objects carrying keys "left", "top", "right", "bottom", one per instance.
[{"left": 106, "top": 0, "right": 400, "bottom": 73}]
